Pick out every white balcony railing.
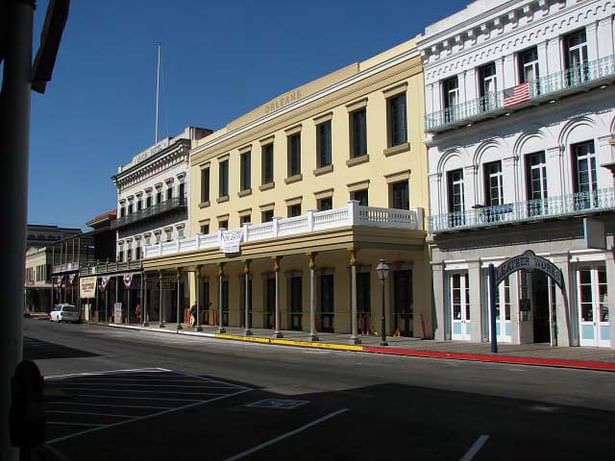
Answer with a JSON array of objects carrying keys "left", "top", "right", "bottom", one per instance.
[
  {"left": 429, "top": 188, "right": 615, "bottom": 234},
  {"left": 425, "top": 54, "right": 615, "bottom": 132},
  {"left": 144, "top": 202, "right": 424, "bottom": 259}
]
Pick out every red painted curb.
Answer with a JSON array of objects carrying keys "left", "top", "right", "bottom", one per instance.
[{"left": 362, "top": 346, "right": 615, "bottom": 372}]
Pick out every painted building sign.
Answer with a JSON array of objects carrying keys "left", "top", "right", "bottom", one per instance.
[
  {"left": 264, "top": 90, "right": 302, "bottom": 114},
  {"left": 495, "top": 250, "right": 563, "bottom": 288}
]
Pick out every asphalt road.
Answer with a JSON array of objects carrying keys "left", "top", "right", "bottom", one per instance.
[{"left": 24, "top": 319, "right": 615, "bottom": 460}]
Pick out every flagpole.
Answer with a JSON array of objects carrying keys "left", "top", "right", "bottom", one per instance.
[{"left": 155, "top": 43, "right": 161, "bottom": 144}]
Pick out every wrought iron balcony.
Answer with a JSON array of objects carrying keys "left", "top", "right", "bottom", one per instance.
[
  {"left": 79, "top": 260, "right": 142, "bottom": 275},
  {"left": 112, "top": 196, "right": 186, "bottom": 229},
  {"left": 425, "top": 54, "right": 615, "bottom": 133},
  {"left": 429, "top": 187, "right": 615, "bottom": 234},
  {"left": 144, "top": 202, "right": 424, "bottom": 259}
]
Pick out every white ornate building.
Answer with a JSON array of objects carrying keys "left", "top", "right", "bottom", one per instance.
[
  {"left": 418, "top": 0, "right": 615, "bottom": 348},
  {"left": 111, "top": 126, "right": 212, "bottom": 323}
]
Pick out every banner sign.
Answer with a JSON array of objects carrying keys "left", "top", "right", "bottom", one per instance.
[
  {"left": 99, "top": 275, "right": 111, "bottom": 292},
  {"left": 220, "top": 230, "right": 243, "bottom": 254},
  {"left": 495, "top": 250, "right": 564, "bottom": 288},
  {"left": 123, "top": 273, "right": 134, "bottom": 289},
  {"left": 80, "top": 277, "right": 97, "bottom": 299},
  {"left": 113, "top": 302, "right": 122, "bottom": 324}
]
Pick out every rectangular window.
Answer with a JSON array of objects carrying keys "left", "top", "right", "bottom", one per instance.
[
  {"left": 118, "top": 249, "right": 123, "bottom": 263},
  {"left": 288, "top": 204, "right": 301, "bottom": 217},
  {"left": 262, "top": 143, "right": 274, "bottom": 185},
  {"left": 564, "top": 29, "right": 588, "bottom": 85},
  {"left": 526, "top": 152, "right": 547, "bottom": 201},
  {"left": 240, "top": 214, "right": 251, "bottom": 226},
  {"left": 166, "top": 188, "right": 172, "bottom": 200},
  {"left": 350, "top": 108, "right": 367, "bottom": 158},
  {"left": 200, "top": 224, "right": 209, "bottom": 234},
  {"left": 390, "top": 181, "right": 409, "bottom": 210},
  {"left": 178, "top": 183, "right": 185, "bottom": 199},
  {"left": 219, "top": 159, "right": 229, "bottom": 197},
  {"left": 262, "top": 209, "right": 274, "bottom": 223},
  {"left": 387, "top": 93, "right": 407, "bottom": 147},
  {"left": 137, "top": 200, "right": 142, "bottom": 211},
  {"left": 572, "top": 141, "right": 597, "bottom": 210},
  {"left": 240, "top": 151, "right": 251, "bottom": 191},
  {"left": 287, "top": 133, "right": 301, "bottom": 177},
  {"left": 219, "top": 220, "right": 228, "bottom": 230},
  {"left": 146, "top": 196, "right": 152, "bottom": 208},
  {"left": 127, "top": 204, "right": 133, "bottom": 214},
  {"left": 518, "top": 47, "right": 539, "bottom": 84},
  {"left": 352, "top": 189, "right": 368, "bottom": 206},
  {"left": 484, "top": 161, "right": 503, "bottom": 207},
  {"left": 317, "top": 121, "right": 332, "bottom": 167},
  {"left": 156, "top": 191, "right": 162, "bottom": 204},
  {"left": 357, "top": 272, "right": 370, "bottom": 314},
  {"left": 201, "top": 167, "right": 210, "bottom": 203},
  {"left": 318, "top": 196, "right": 333, "bottom": 211},
  {"left": 320, "top": 273, "right": 334, "bottom": 332},
  {"left": 135, "top": 246, "right": 141, "bottom": 260},
  {"left": 447, "top": 169, "right": 465, "bottom": 227},
  {"left": 478, "top": 62, "right": 497, "bottom": 112},
  {"left": 126, "top": 248, "right": 132, "bottom": 261},
  {"left": 120, "top": 207, "right": 125, "bottom": 218},
  {"left": 290, "top": 276, "right": 302, "bottom": 313},
  {"left": 442, "top": 76, "right": 459, "bottom": 122}
]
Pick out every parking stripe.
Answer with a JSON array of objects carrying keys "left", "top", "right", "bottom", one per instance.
[
  {"left": 47, "top": 410, "right": 133, "bottom": 418},
  {"left": 48, "top": 422, "right": 102, "bottom": 427},
  {"left": 71, "top": 394, "right": 201, "bottom": 402},
  {"left": 460, "top": 435, "right": 490, "bottom": 461},
  {"left": 55, "top": 387, "right": 228, "bottom": 396},
  {"left": 48, "top": 401, "right": 173, "bottom": 410},
  {"left": 48, "top": 382, "right": 237, "bottom": 389}
]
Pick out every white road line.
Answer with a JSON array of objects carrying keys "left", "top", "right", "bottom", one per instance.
[
  {"left": 222, "top": 409, "right": 349, "bottom": 461},
  {"left": 47, "top": 388, "right": 252, "bottom": 445},
  {"left": 47, "top": 410, "right": 133, "bottom": 418},
  {"left": 47, "top": 422, "right": 102, "bottom": 427},
  {"left": 71, "top": 394, "right": 200, "bottom": 402},
  {"left": 48, "top": 401, "right": 173, "bottom": 410},
  {"left": 55, "top": 387, "right": 227, "bottom": 396},
  {"left": 45, "top": 368, "right": 168, "bottom": 380},
  {"left": 48, "top": 382, "right": 237, "bottom": 389},
  {"left": 50, "top": 378, "right": 232, "bottom": 385},
  {"left": 460, "top": 435, "right": 490, "bottom": 461},
  {"left": 163, "top": 369, "right": 252, "bottom": 391}
]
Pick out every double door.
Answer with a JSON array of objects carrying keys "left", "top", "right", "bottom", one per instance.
[
  {"left": 577, "top": 265, "right": 610, "bottom": 347},
  {"left": 450, "top": 273, "right": 471, "bottom": 340}
]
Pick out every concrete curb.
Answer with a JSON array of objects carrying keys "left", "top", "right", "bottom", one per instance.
[{"left": 100, "top": 323, "right": 615, "bottom": 372}]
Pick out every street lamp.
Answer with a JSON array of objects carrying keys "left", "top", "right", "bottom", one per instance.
[{"left": 376, "top": 258, "right": 389, "bottom": 346}]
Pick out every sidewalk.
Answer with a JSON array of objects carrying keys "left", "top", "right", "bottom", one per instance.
[{"left": 100, "top": 321, "right": 615, "bottom": 373}]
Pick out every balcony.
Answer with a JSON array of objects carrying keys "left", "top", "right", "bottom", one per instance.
[
  {"left": 426, "top": 54, "right": 615, "bottom": 133},
  {"left": 51, "top": 262, "right": 80, "bottom": 274},
  {"left": 112, "top": 197, "right": 186, "bottom": 229},
  {"left": 429, "top": 187, "right": 615, "bottom": 234},
  {"left": 80, "top": 260, "right": 143, "bottom": 275},
  {"left": 144, "top": 202, "right": 424, "bottom": 259}
]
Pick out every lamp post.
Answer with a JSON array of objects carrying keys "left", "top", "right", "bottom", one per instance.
[{"left": 376, "top": 258, "right": 389, "bottom": 346}]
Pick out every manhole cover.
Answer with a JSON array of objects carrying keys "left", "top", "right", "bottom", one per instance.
[{"left": 245, "top": 398, "right": 309, "bottom": 410}]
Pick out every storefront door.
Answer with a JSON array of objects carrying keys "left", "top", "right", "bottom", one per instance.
[
  {"left": 577, "top": 265, "right": 610, "bottom": 347},
  {"left": 450, "top": 273, "right": 471, "bottom": 340}
]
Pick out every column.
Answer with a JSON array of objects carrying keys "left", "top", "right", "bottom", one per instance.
[
  {"left": 176, "top": 269, "right": 182, "bottom": 330},
  {"left": 217, "top": 263, "right": 225, "bottom": 333},
  {"left": 272, "top": 256, "right": 283, "bottom": 338},
  {"left": 349, "top": 248, "right": 360, "bottom": 344},
  {"left": 159, "top": 271, "right": 165, "bottom": 328},
  {"left": 243, "top": 260, "right": 252, "bottom": 336},
  {"left": 195, "top": 266, "right": 202, "bottom": 331},
  {"left": 463, "top": 165, "right": 478, "bottom": 208},
  {"left": 546, "top": 146, "right": 564, "bottom": 196},
  {"left": 307, "top": 252, "right": 319, "bottom": 341},
  {"left": 432, "top": 262, "right": 446, "bottom": 341},
  {"left": 604, "top": 240, "right": 615, "bottom": 350},
  {"left": 468, "top": 261, "right": 483, "bottom": 342},
  {"left": 551, "top": 255, "right": 572, "bottom": 346},
  {"left": 143, "top": 274, "right": 149, "bottom": 326}
]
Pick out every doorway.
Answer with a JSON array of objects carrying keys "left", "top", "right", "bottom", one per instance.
[{"left": 532, "top": 272, "right": 550, "bottom": 343}]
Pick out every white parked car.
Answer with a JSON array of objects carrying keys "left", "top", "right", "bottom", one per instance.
[{"left": 49, "top": 304, "right": 80, "bottom": 323}]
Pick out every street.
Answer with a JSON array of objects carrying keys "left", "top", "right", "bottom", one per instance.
[{"left": 24, "top": 319, "right": 615, "bottom": 460}]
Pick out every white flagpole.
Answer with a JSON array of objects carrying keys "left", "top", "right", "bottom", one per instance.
[{"left": 155, "top": 43, "right": 161, "bottom": 144}]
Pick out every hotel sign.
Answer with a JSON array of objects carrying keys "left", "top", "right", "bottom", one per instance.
[
  {"left": 264, "top": 89, "right": 302, "bottom": 114},
  {"left": 495, "top": 250, "right": 563, "bottom": 288},
  {"left": 220, "top": 230, "right": 243, "bottom": 254}
]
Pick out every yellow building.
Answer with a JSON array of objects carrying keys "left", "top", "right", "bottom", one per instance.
[{"left": 142, "top": 36, "right": 431, "bottom": 342}]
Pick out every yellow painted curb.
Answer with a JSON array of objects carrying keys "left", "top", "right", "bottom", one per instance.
[{"left": 215, "top": 333, "right": 364, "bottom": 352}]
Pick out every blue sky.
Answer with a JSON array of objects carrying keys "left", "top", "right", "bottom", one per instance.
[{"left": 28, "top": 0, "right": 469, "bottom": 229}]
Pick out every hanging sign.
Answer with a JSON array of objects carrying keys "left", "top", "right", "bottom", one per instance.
[
  {"left": 495, "top": 250, "right": 564, "bottom": 288},
  {"left": 99, "top": 275, "right": 111, "bottom": 292},
  {"left": 123, "top": 273, "right": 134, "bottom": 289},
  {"left": 220, "top": 230, "right": 243, "bottom": 254},
  {"left": 80, "top": 277, "right": 97, "bottom": 298}
]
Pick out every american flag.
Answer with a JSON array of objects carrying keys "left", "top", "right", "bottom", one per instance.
[{"left": 503, "top": 82, "right": 530, "bottom": 107}]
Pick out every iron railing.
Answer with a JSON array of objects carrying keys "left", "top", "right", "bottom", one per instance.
[
  {"left": 425, "top": 54, "right": 615, "bottom": 132},
  {"left": 429, "top": 187, "right": 615, "bottom": 233},
  {"left": 111, "top": 196, "right": 186, "bottom": 229}
]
